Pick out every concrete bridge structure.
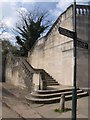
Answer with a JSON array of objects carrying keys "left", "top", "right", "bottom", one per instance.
[
  {"left": 28, "top": 4, "right": 89, "bottom": 91},
  {"left": 4, "top": 4, "right": 89, "bottom": 103}
]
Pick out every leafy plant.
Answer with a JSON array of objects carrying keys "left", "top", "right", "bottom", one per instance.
[
  {"left": 15, "top": 7, "right": 52, "bottom": 56},
  {"left": 54, "top": 108, "right": 71, "bottom": 113}
]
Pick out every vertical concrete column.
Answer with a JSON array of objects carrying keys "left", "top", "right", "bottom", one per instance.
[
  {"left": 60, "top": 94, "right": 65, "bottom": 111},
  {"left": 33, "top": 73, "right": 40, "bottom": 91}
]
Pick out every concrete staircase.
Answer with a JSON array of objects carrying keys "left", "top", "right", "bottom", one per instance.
[
  {"left": 46, "top": 79, "right": 59, "bottom": 86},
  {"left": 22, "top": 59, "right": 59, "bottom": 86},
  {"left": 21, "top": 59, "right": 88, "bottom": 104},
  {"left": 25, "top": 87, "right": 88, "bottom": 104}
]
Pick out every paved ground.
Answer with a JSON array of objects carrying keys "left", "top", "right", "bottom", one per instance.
[
  {"left": 0, "top": 83, "right": 90, "bottom": 119},
  {"left": 2, "top": 103, "right": 23, "bottom": 119},
  {"left": 29, "top": 96, "right": 89, "bottom": 118},
  {"left": 2, "top": 83, "right": 42, "bottom": 119}
]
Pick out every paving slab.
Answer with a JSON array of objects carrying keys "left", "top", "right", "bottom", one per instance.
[
  {"left": 3, "top": 97, "right": 42, "bottom": 118},
  {"left": 2, "top": 83, "right": 89, "bottom": 119},
  {"left": 2, "top": 103, "right": 23, "bottom": 118},
  {"left": 30, "top": 97, "right": 89, "bottom": 118}
]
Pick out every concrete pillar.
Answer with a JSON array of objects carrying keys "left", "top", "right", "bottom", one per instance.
[
  {"left": 33, "top": 73, "right": 39, "bottom": 91},
  {"left": 39, "top": 79, "right": 47, "bottom": 90},
  {"left": 60, "top": 94, "right": 65, "bottom": 111}
]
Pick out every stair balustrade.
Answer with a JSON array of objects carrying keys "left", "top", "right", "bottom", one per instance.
[{"left": 76, "top": 5, "right": 90, "bottom": 15}]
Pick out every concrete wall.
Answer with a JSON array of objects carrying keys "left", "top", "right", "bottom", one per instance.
[
  {"left": 5, "top": 55, "right": 27, "bottom": 89},
  {"left": 28, "top": 5, "right": 74, "bottom": 86},
  {"left": 76, "top": 5, "right": 89, "bottom": 90},
  {"left": 28, "top": 5, "right": 89, "bottom": 88}
]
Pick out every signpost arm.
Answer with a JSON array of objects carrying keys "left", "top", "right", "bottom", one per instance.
[{"left": 72, "top": 0, "right": 77, "bottom": 120}]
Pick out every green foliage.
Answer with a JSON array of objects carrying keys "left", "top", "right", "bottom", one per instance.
[
  {"left": 2, "top": 40, "right": 19, "bottom": 56},
  {"left": 54, "top": 108, "right": 71, "bottom": 113},
  {"left": 15, "top": 8, "right": 51, "bottom": 56}
]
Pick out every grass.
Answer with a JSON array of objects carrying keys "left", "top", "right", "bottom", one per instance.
[{"left": 54, "top": 108, "right": 71, "bottom": 113}]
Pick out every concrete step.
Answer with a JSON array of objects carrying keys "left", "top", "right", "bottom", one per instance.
[
  {"left": 46, "top": 79, "right": 60, "bottom": 86},
  {"left": 46, "top": 81, "right": 58, "bottom": 83},
  {"left": 46, "top": 79, "right": 56, "bottom": 81},
  {"left": 36, "top": 88, "right": 74, "bottom": 94},
  {"left": 46, "top": 83, "right": 59, "bottom": 85},
  {"left": 31, "top": 89, "right": 83, "bottom": 99},
  {"left": 47, "top": 83, "right": 59, "bottom": 86},
  {"left": 26, "top": 91, "right": 88, "bottom": 104}
]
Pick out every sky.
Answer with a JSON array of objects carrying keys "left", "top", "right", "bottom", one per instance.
[{"left": 0, "top": 0, "right": 89, "bottom": 45}]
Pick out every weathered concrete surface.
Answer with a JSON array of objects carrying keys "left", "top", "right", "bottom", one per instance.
[
  {"left": 5, "top": 56, "right": 27, "bottom": 89},
  {"left": 76, "top": 13, "right": 89, "bottom": 90},
  {"left": 28, "top": 5, "right": 89, "bottom": 89},
  {"left": 2, "top": 103, "right": 24, "bottom": 119},
  {"left": 5, "top": 56, "right": 34, "bottom": 91},
  {"left": 28, "top": 5, "right": 74, "bottom": 86},
  {"left": 2, "top": 83, "right": 42, "bottom": 119},
  {"left": 3, "top": 98, "right": 42, "bottom": 118}
]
